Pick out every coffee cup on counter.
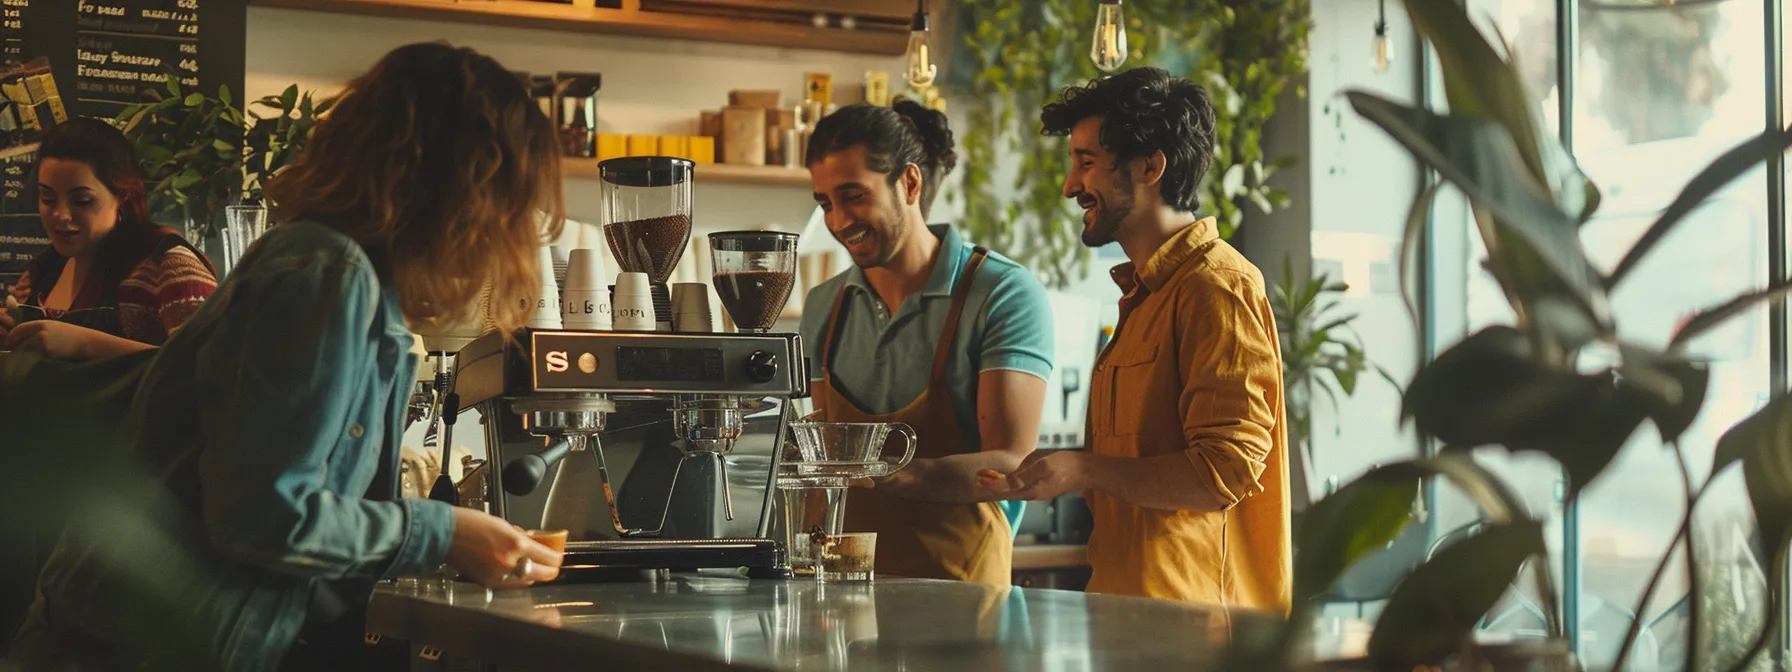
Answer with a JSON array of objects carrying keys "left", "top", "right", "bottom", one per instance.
[
  {"left": 611, "top": 271, "right": 657, "bottom": 331},
  {"left": 563, "top": 249, "right": 611, "bottom": 330},
  {"left": 671, "top": 282, "right": 715, "bottom": 333}
]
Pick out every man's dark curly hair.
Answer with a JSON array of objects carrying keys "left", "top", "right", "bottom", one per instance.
[{"left": 1040, "top": 67, "right": 1217, "bottom": 213}]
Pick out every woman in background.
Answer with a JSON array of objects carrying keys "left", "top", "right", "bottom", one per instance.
[
  {"left": 0, "top": 117, "right": 216, "bottom": 359},
  {"left": 13, "top": 42, "right": 564, "bottom": 671}
]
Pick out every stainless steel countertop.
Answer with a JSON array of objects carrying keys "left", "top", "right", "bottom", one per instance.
[{"left": 367, "top": 576, "right": 1284, "bottom": 671}]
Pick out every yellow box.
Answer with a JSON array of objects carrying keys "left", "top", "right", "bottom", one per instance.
[
  {"left": 689, "top": 136, "right": 716, "bottom": 164},
  {"left": 596, "top": 133, "right": 628, "bottom": 161},
  {"left": 657, "top": 135, "right": 689, "bottom": 160},
  {"left": 626, "top": 135, "right": 658, "bottom": 157}
]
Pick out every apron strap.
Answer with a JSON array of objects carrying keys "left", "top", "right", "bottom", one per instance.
[
  {"left": 930, "top": 247, "right": 989, "bottom": 381},
  {"left": 817, "top": 281, "right": 855, "bottom": 391}
]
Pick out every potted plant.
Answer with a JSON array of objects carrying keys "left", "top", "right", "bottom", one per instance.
[
  {"left": 1270, "top": 262, "right": 1401, "bottom": 510},
  {"left": 117, "top": 78, "right": 245, "bottom": 243},
  {"left": 116, "top": 79, "right": 333, "bottom": 248},
  {"left": 1227, "top": 0, "right": 1792, "bottom": 670}
]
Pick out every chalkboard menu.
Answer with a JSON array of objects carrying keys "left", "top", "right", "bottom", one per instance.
[{"left": 0, "top": 0, "right": 245, "bottom": 284}]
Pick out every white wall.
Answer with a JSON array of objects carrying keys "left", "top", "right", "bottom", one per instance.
[
  {"left": 245, "top": 7, "right": 904, "bottom": 233},
  {"left": 1304, "top": 0, "right": 1423, "bottom": 488}
]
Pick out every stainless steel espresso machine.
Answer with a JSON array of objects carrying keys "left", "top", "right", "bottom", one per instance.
[{"left": 448, "top": 157, "right": 809, "bottom": 581}]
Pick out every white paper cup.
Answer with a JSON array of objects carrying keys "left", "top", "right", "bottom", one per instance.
[
  {"left": 526, "top": 246, "right": 563, "bottom": 330},
  {"left": 565, "top": 248, "right": 607, "bottom": 293},
  {"left": 563, "top": 288, "right": 612, "bottom": 330},
  {"left": 612, "top": 272, "right": 657, "bottom": 331},
  {"left": 671, "top": 282, "right": 714, "bottom": 332}
]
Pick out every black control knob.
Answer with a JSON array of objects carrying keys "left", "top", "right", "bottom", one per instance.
[{"left": 745, "top": 350, "right": 779, "bottom": 383}]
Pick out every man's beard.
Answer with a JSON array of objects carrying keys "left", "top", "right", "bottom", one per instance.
[
  {"left": 851, "top": 200, "right": 909, "bottom": 269},
  {"left": 1081, "top": 171, "right": 1135, "bottom": 248}
]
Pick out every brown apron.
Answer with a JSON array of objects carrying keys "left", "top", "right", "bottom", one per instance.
[{"left": 814, "top": 247, "right": 1012, "bottom": 586}]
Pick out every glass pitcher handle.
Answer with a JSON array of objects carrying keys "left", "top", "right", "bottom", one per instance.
[{"left": 883, "top": 423, "right": 918, "bottom": 472}]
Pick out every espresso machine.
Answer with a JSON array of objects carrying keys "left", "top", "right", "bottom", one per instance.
[{"left": 449, "top": 156, "right": 809, "bottom": 581}]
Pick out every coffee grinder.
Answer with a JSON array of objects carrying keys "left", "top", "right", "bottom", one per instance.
[{"left": 601, "top": 156, "right": 690, "bottom": 332}]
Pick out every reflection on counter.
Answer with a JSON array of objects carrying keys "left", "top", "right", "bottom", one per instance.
[{"left": 370, "top": 576, "right": 1258, "bottom": 671}]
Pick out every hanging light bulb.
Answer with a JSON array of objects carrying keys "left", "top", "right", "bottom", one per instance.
[
  {"left": 1370, "top": 0, "right": 1393, "bottom": 73},
  {"left": 1091, "top": 0, "right": 1128, "bottom": 73},
  {"left": 904, "top": 0, "right": 937, "bottom": 88}
]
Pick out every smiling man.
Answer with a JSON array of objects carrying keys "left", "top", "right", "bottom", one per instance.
[
  {"left": 983, "top": 68, "right": 1291, "bottom": 611},
  {"left": 798, "top": 100, "right": 1053, "bottom": 587}
]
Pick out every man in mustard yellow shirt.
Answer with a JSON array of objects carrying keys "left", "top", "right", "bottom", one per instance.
[{"left": 982, "top": 67, "right": 1291, "bottom": 612}]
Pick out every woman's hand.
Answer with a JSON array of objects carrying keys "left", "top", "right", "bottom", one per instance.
[
  {"left": 5, "top": 320, "right": 104, "bottom": 360},
  {"left": 1, "top": 291, "right": 18, "bottom": 341},
  {"left": 446, "top": 507, "right": 563, "bottom": 589}
]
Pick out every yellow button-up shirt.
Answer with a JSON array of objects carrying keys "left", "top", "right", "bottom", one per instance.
[{"left": 1084, "top": 218, "right": 1292, "bottom": 613}]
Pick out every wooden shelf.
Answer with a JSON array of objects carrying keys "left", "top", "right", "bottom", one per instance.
[
  {"left": 562, "top": 158, "right": 811, "bottom": 188},
  {"left": 248, "top": 0, "right": 908, "bottom": 56}
]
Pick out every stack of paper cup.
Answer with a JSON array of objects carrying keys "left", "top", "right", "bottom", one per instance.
[
  {"left": 612, "top": 272, "right": 657, "bottom": 331},
  {"left": 562, "top": 249, "right": 611, "bottom": 330},
  {"left": 549, "top": 242, "right": 572, "bottom": 302},
  {"left": 526, "top": 245, "right": 563, "bottom": 330},
  {"left": 671, "top": 282, "right": 715, "bottom": 333}
]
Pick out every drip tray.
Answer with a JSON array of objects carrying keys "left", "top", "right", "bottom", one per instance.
[{"left": 552, "top": 538, "right": 790, "bottom": 583}]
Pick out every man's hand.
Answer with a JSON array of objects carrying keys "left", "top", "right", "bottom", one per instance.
[
  {"left": 849, "top": 461, "right": 925, "bottom": 490},
  {"left": 980, "top": 450, "right": 1094, "bottom": 501}
]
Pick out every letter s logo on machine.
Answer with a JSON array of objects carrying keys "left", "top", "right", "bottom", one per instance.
[{"left": 545, "top": 350, "right": 570, "bottom": 373}]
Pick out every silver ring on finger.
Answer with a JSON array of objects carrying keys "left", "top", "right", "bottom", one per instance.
[{"left": 508, "top": 556, "right": 535, "bottom": 583}]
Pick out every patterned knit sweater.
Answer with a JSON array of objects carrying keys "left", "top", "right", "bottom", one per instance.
[{"left": 10, "top": 234, "right": 218, "bottom": 346}]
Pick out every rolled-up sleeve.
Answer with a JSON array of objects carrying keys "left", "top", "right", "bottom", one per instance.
[
  {"left": 194, "top": 245, "right": 453, "bottom": 579},
  {"left": 1174, "top": 273, "right": 1279, "bottom": 510}
]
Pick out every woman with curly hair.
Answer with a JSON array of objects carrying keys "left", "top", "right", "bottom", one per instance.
[{"left": 11, "top": 42, "right": 566, "bottom": 671}]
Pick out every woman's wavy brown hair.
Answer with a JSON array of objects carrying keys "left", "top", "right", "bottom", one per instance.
[{"left": 265, "top": 42, "right": 563, "bottom": 333}]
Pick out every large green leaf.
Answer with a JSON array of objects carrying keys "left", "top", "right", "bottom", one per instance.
[
  {"left": 1504, "top": 373, "right": 1648, "bottom": 497},
  {"left": 1292, "top": 462, "right": 1424, "bottom": 607},
  {"left": 1368, "top": 520, "right": 1547, "bottom": 670},
  {"left": 1403, "top": 326, "right": 1595, "bottom": 447},
  {"left": 1714, "top": 394, "right": 1792, "bottom": 555},
  {"left": 1401, "top": 0, "right": 1547, "bottom": 185},
  {"left": 1347, "top": 92, "right": 1605, "bottom": 319},
  {"left": 1407, "top": 327, "right": 1644, "bottom": 494},
  {"left": 1669, "top": 280, "right": 1792, "bottom": 350},
  {"left": 1399, "top": 183, "right": 1441, "bottom": 327},
  {"left": 1541, "top": 138, "right": 1602, "bottom": 225},
  {"left": 1618, "top": 346, "right": 1709, "bottom": 445},
  {"left": 1609, "top": 126, "right": 1792, "bottom": 289}
]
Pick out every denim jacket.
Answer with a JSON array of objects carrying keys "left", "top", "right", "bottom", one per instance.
[{"left": 17, "top": 221, "right": 455, "bottom": 671}]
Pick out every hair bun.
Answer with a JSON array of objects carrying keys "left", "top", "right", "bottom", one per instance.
[{"left": 891, "top": 98, "right": 958, "bottom": 176}]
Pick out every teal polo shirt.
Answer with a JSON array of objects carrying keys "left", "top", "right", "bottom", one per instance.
[{"left": 799, "top": 224, "right": 1054, "bottom": 534}]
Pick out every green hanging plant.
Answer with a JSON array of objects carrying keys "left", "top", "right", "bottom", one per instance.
[{"left": 949, "top": 0, "right": 1311, "bottom": 289}]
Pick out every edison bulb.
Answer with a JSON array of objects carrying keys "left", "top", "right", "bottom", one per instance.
[
  {"left": 1371, "top": 31, "right": 1394, "bottom": 72},
  {"left": 1091, "top": 1, "right": 1128, "bottom": 73},
  {"left": 905, "top": 30, "right": 936, "bottom": 87}
]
